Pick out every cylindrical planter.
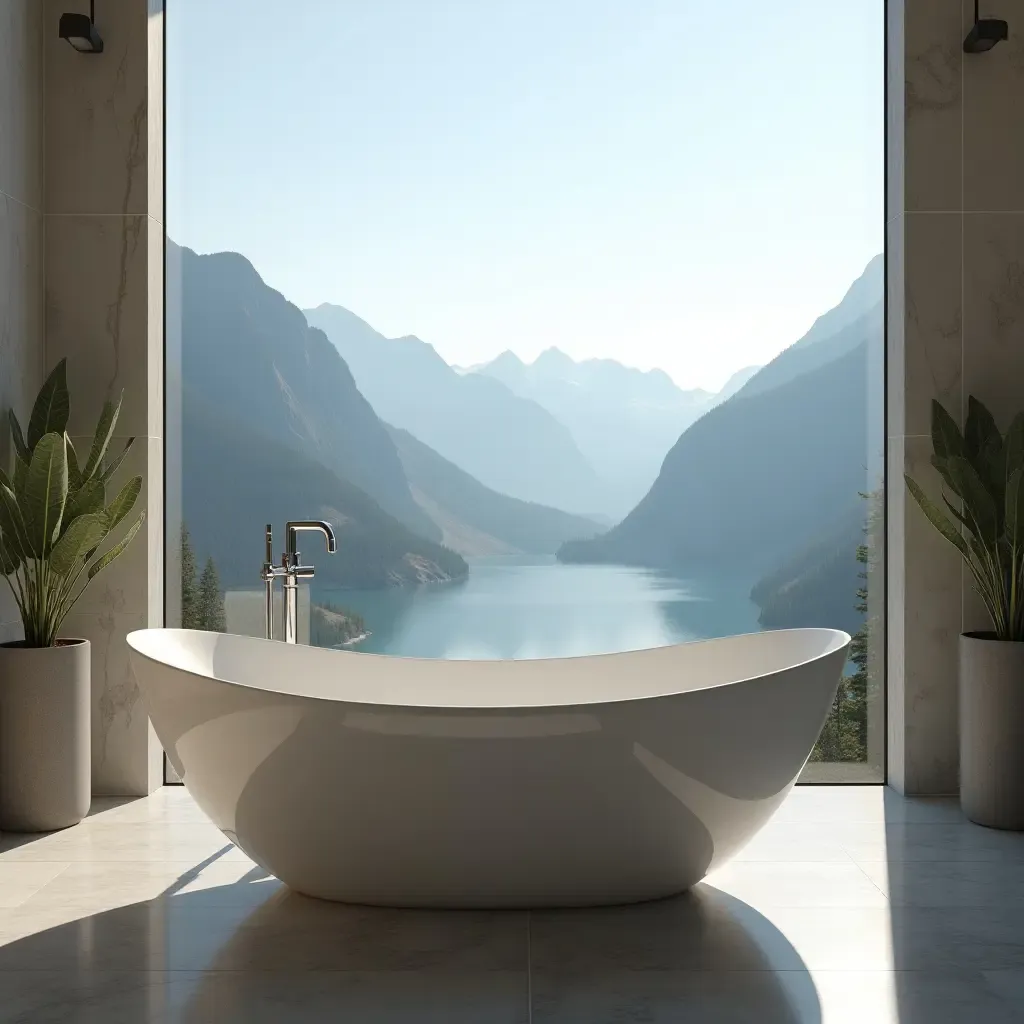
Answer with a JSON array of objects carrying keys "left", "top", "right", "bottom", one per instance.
[
  {"left": 960, "top": 632, "right": 1024, "bottom": 830},
  {"left": 0, "top": 639, "right": 91, "bottom": 832}
]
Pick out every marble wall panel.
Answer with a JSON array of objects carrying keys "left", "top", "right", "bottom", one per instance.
[
  {"left": 44, "top": 214, "right": 154, "bottom": 439},
  {"left": 44, "top": 0, "right": 151, "bottom": 217},
  {"left": 0, "top": 1, "right": 45, "bottom": 639},
  {"left": 903, "top": 0, "right": 963, "bottom": 212},
  {"left": 962, "top": 213, "right": 1024, "bottom": 426},
  {"left": 898, "top": 435, "right": 963, "bottom": 794},
  {"left": 962, "top": 2, "right": 1024, "bottom": 213},
  {"left": 0, "top": 0, "right": 43, "bottom": 210},
  {"left": 902, "top": 213, "right": 963, "bottom": 435},
  {"left": 44, "top": 0, "right": 165, "bottom": 795}
]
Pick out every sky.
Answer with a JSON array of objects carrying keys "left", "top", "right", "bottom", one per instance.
[{"left": 167, "top": 0, "right": 883, "bottom": 392}]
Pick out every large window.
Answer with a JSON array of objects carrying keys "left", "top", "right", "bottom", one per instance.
[{"left": 167, "top": 1, "right": 884, "bottom": 781}]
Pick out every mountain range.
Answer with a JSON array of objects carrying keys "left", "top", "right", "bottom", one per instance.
[
  {"left": 388, "top": 425, "right": 601, "bottom": 557},
  {"left": 471, "top": 349, "right": 721, "bottom": 515},
  {"left": 172, "top": 234, "right": 882, "bottom": 640},
  {"left": 170, "top": 243, "right": 600, "bottom": 586},
  {"left": 559, "top": 256, "right": 884, "bottom": 617},
  {"left": 304, "top": 304, "right": 608, "bottom": 516},
  {"left": 181, "top": 391, "right": 467, "bottom": 589},
  {"left": 172, "top": 243, "right": 437, "bottom": 542}
]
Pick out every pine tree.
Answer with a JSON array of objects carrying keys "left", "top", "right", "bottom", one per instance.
[
  {"left": 811, "top": 490, "right": 880, "bottom": 763},
  {"left": 198, "top": 557, "right": 226, "bottom": 632},
  {"left": 181, "top": 524, "right": 199, "bottom": 629}
]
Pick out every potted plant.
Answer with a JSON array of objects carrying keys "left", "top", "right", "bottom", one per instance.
[
  {"left": 906, "top": 396, "right": 1024, "bottom": 829},
  {"left": 0, "top": 360, "right": 144, "bottom": 832}
]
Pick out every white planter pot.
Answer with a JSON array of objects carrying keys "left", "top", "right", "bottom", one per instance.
[
  {"left": 960, "top": 632, "right": 1024, "bottom": 830},
  {"left": 0, "top": 639, "right": 91, "bottom": 832}
]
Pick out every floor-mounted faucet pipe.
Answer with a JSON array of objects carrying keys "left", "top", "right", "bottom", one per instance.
[{"left": 262, "top": 521, "right": 336, "bottom": 643}]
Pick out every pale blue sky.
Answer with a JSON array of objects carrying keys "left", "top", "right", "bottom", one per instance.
[{"left": 167, "top": 1, "right": 882, "bottom": 391}]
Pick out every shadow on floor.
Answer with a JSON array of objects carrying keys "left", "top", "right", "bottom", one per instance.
[
  {"left": 0, "top": 856, "right": 823, "bottom": 1023},
  {"left": 882, "top": 788, "right": 1024, "bottom": 1024}
]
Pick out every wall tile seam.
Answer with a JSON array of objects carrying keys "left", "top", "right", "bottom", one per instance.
[
  {"left": 0, "top": 186, "right": 44, "bottom": 216},
  {"left": 899, "top": 212, "right": 1024, "bottom": 218},
  {"left": 44, "top": 212, "right": 153, "bottom": 219}
]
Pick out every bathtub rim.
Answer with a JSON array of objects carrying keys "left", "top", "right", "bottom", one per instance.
[{"left": 127, "top": 626, "right": 852, "bottom": 713}]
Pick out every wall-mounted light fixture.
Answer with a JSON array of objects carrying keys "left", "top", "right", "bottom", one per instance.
[
  {"left": 964, "top": 0, "right": 1008, "bottom": 53},
  {"left": 59, "top": 0, "right": 104, "bottom": 54}
]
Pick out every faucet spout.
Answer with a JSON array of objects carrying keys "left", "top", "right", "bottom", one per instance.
[{"left": 286, "top": 520, "right": 337, "bottom": 557}]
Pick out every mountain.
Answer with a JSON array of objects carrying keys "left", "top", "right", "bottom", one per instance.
[
  {"left": 171, "top": 244, "right": 439, "bottom": 542},
  {"left": 749, "top": 500, "right": 866, "bottom": 634},
  {"left": 736, "top": 256, "right": 883, "bottom": 400},
  {"left": 790, "top": 254, "right": 883, "bottom": 351},
  {"left": 303, "top": 304, "right": 608, "bottom": 516},
  {"left": 559, "top": 256, "right": 882, "bottom": 579},
  {"left": 182, "top": 393, "right": 467, "bottom": 589},
  {"left": 473, "top": 349, "right": 712, "bottom": 515},
  {"left": 713, "top": 365, "right": 761, "bottom": 404},
  {"left": 387, "top": 425, "right": 602, "bottom": 557}
]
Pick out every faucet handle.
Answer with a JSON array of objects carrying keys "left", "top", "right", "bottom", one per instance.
[{"left": 265, "top": 524, "right": 274, "bottom": 565}]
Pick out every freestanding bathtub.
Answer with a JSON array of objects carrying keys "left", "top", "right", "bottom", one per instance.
[{"left": 127, "top": 627, "right": 850, "bottom": 908}]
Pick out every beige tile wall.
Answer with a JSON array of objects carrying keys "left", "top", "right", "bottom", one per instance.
[
  {"left": 42, "top": 0, "right": 165, "bottom": 796},
  {"left": 888, "top": 0, "right": 1024, "bottom": 794},
  {"left": 0, "top": 0, "right": 45, "bottom": 645}
]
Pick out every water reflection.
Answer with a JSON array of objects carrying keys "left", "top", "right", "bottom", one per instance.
[{"left": 322, "top": 557, "right": 761, "bottom": 659}]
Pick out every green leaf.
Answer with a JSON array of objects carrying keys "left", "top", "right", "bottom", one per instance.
[
  {"left": 965, "top": 395, "right": 1002, "bottom": 464},
  {"left": 66, "top": 434, "right": 82, "bottom": 493},
  {"left": 906, "top": 474, "right": 972, "bottom": 560},
  {"left": 49, "top": 513, "right": 110, "bottom": 577},
  {"left": 82, "top": 394, "right": 122, "bottom": 481},
  {"left": 931, "top": 454, "right": 956, "bottom": 493},
  {"left": 87, "top": 512, "right": 144, "bottom": 580},
  {"left": 100, "top": 437, "right": 135, "bottom": 483},
  {"left": 8, "top": 411, "right": 29, "bottom": 463},
  {"left": 942, "top": 494, "right": 972, "bottom": 531},
  {"left": 0, "top": 533, "right": 20, "bottom": 575},
  {"left": 931, "top": 400, "right": 965, "bottom": 461},
  {"left": 21, "top": 432, "right": 68, "bottom": 557},
  {"left": 27, "top": 360, "right": 70, "bottom": 450},
  {"left": 12, "top": 452, "right": 27, "bottom": 493},
  {"left": 1007, "top": 469, "right": 1024, "bottom": 551},
  {"left": 1004, "top": 413, "right": 1024, "bottom": 477},
  {"left": 947, "top": 455, "right": 999, "bottom": 547},
  {"left": 104, "top": 475, "right": 141, "bottom": 532},
  {"left": 0, "top": 483, "right": 29, "bottom": 562},
  {"left": 64, "top": 477, "right": 105, "bottom": 525}
]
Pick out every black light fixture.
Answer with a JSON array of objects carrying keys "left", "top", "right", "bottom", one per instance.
[
  {"left": 963, "top": 0, "right": 1008, "bottom": 53},
  {"left": 59, "top": 0, "right": 104, "bottom": 54}
]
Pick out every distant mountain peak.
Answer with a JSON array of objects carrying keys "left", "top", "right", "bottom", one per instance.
[
  {"left": 534, "top": 347, "right": 574, "bottom": 369},
  {"left": 490, "top": 350, "right": 526, "bottom": 369},
  {"left": 391, "top": 334, "right": 450, "bottom": 367}
]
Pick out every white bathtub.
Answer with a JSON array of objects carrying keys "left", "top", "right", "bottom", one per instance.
[{"left": 127, "top": 627, "right": 850, "bottom": 908}]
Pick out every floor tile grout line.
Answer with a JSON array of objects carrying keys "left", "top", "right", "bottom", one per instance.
[{"left": 848, "top": 856, "right": 891, "bottom": 902}]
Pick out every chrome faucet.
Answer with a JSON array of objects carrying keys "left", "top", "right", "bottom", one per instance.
[{"left": 261, "top": 521, "right": 337, "bottom": 643}]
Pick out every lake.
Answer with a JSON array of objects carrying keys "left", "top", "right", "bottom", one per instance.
[{"left": 320, "top": 556, "right": 762, "bottom": 659}]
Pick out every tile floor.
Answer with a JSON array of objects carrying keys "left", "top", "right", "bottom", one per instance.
[{"left": 0, "top": 786, "right": 1023, "bottom": 1022}]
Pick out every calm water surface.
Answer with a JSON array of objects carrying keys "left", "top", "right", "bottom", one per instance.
[{"left": 321, "top": 557, "right": 761, "bottom": 660}]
